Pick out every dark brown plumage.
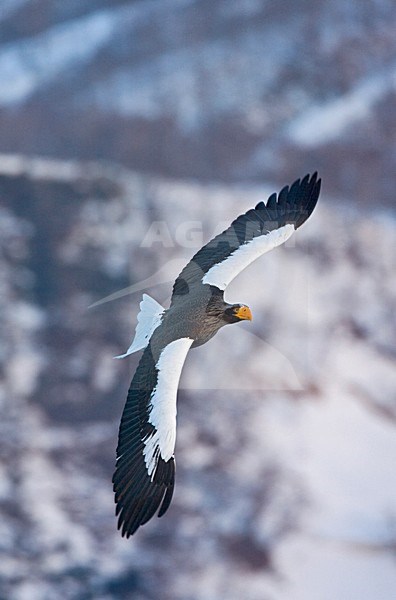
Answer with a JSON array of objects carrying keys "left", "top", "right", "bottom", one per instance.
[{"left": 113, "top": 173, "right": 321, "bottom": 536}]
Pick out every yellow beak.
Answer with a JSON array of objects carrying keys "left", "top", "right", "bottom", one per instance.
[{"left": 235, "top": 306, "right": 253, "bottom": 321}]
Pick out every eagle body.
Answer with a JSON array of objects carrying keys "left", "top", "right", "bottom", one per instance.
[
  {"left": 155, "top": 285, "right": 238, "bottom": 350},
  {"left": 112, "top": 173, "right": 321, "bottom": 537}
]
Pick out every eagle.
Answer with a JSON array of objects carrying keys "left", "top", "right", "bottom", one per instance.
[{"left": 113, "top": 173, "right": 321, "bottom": 537}]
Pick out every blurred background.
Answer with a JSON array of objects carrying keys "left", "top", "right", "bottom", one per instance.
[{"left": 1, "top": 1, "right": 396, "bottom": 599}]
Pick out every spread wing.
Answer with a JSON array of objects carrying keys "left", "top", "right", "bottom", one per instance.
[
  {"left": 113, "top": 337, "right": 193, "bottom": 537},
  {"left": 171, "top": 173, "right": 320, "bottom": 299}
]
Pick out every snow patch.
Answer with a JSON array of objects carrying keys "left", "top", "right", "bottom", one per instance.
[
  {"left": 288, "top": 66, "right": 396, "bottom": 147},
  {"left": 0, "top": 10, "right": 117, "bottom": 105}
]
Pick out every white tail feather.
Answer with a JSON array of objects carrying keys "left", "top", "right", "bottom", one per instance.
[{"left": 114, "top": 294, "right": 164, "bottom": 358}]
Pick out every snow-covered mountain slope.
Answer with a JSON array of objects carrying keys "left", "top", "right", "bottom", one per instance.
[
  {"left": 0, "top": 1, "right": 396, "bottom": 206},
  {"left": 1, "top": 154, "right": 395, "bottom": 599}
]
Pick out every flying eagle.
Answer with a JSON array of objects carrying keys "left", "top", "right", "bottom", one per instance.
[{"left": 113, "top": 173, "right": 321, "bottom": 537}]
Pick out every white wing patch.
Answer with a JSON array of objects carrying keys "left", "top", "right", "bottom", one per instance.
[
  {"left": 143, "top": 337, "right": 193, "bottom": 478},
  {"left": 202, "top": 224, "right": 294, "bottom": 290},
  {"left": 114, "top": 293, "right": 164, "bottom": 358}
]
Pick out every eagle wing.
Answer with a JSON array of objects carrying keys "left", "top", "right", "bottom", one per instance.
[
  {"left": 113, "top": 337, "right": 193, "bottom": 537},
  {"left": 171, "top": 173, "right": 320, "bottom": 299}
]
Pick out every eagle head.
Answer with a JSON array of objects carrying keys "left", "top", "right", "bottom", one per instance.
[{"left": 223, "top": 304, "right": 253, "bottom": 324}]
